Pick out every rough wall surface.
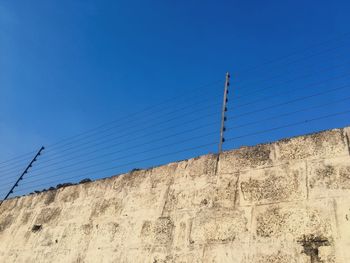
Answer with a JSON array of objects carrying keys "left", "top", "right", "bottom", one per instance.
[{"left": 1, "top": 127, "right": 350, "bottom": 263}]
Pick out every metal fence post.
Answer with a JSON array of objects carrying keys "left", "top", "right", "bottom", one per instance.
[
  {"left": 0, "top": 146, "right": 45, "bottom": 207},
  {"left": 218, "top": 72, "right": 230, "bottom": 153}
]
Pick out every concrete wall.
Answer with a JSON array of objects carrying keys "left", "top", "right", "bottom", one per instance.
[{"left": 1, "top": 127, "right": 350, "bottom": 262}]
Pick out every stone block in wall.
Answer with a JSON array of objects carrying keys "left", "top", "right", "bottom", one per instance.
[
  {"left": 58, "top": 222, "right": 89, "bottom": 246},
  {"left": 20, "top": 210, "right": 33, "bottom": 225},
  {"left": 1, "top": 196, "right": 20, "bottom": 210},
  {"left": 253, "top": 200, "right": 337, "bottom": 243},
  {"left": 162, "top": 183, "right": 215, "bottom": 215},
  {"left": 343, "top": 126, "right": 350, "bottom": 143},
  {"left": 36, "top": 223, "right": 90, "bottom": 262},
  {"left": 149, "top": 252, "right": 172, "bottom": 263},
  {"left": 0, "top": 212, "right": 15, "bottom": 235},
  {"left": 252, "top": 200, "right": 340, "bottom": 262},
  {"left": 275, "top": 128, "right": 348, "bottom": 162},
  {"left": 14, "top": 195, "right": 31, "bottom": 209},
  {"left": 78, "top": 179, "right": 112, "bottom": 200},
  {"left": 53, "top": 185, "right": 81, "bottom": 204},
  {"left": 173, "top": 154, "right": 218, "bottom": 184},
  {"left": 171, "top": 211, "right": 192, "bottom": 250},
  {"left": 113, "top": 162, "right": 177, "bottom": 191},
  {"left": 139, "top": 216, "right": 174, "bottom": 250},
  {"left": 0, "top": 249, "right": 18, "bottom": 263},
  {"left": 202, "top": 243, "right": 248, "bottom": 263},
  {"left": 34, "top": 207, "right": 62, "bottom": 226},
  {"left": 148, "top": 163, "right": 178, "bottom": 188},
  {"left": 100, "top": 216, "right": 144, "bottom": 250},
  {"left": 213, "top": 172, "right": 239, "bottom": 209},
  {"left": 89, "top": 197, "right": 123, "bottom": 219},
  {"left": 121, "top": 186, "right": 168, "bottom": 216},
  {"left": 153, "top": 217, "right": 175, "bottom": 247},
  {"left": 119, "top": 248, "right": 152, "bottom": 263},
  {"left": 149, "top": 246, "right": 206, "bottom": 263},
  {"left": 218, "top": 144, "right": 274, "bottom": 174},
  {"left": 245, "top": 243, "right": 307, "bottom": 263},
  {"left": 333, "top": 197, "right": 350, "bottom": 262},
  {"left": 112, "top": 169, "right": 153, "bottom": 191},
  {"left": 88, "top": 221, "right": 122, "bottom": 245},
  {"left": 239, "top": 162, "right": 307, "bottom": 206},
  {"left": 57, "top": 202, "right": 94, "bottom": 226},
  {"left": 190, "top": 208, "right": 251, "bottom": 245},
  {"left": 17, "top": 192, "right": 48, "bottom": 210},
  {"left": 83, "top": 222, "right": 125, "bottom": 262},
  {"left": 162, "top": 169, "right": 216, "bottom": 215},
  {"left": 106, "top": 166, "right": 177, "bottom": 219},
  {"left": 171, "top": 249, "right": 204, "bottom": 263},
  {"left": 308, "top": 157, "right": 350, "bottom": 199},
  {"left": 110, "top": 163, "right": 178, "bottom": 218},
  {"left": 248, "top": 237, "right": 337, "bottom": 262}
]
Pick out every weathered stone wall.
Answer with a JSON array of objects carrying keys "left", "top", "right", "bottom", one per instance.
[{"left": 1, "top": 127, "right": 350, "bottom": 262}]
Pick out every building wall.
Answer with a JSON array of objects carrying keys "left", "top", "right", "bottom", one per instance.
[{"left": 1, "top": 127, "right": 350, "bottom": 262}]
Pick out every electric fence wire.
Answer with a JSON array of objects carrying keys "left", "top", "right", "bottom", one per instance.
[
  {"left": 38, "top": 100, "right": 221, "bottom": 158},
  {"left": 9, "top": 130, "right": 218, "bottom": 189},
  {"left": 3, "top": 32, "right": 350, "bottom": 168},
  {"left": 4, "top": 64, "right": 348, "bottom": 175},
  {"left": 10, "top": 109, "right": 350, "bottom": 196},
  {"left": 4, "top": 32, "right": 350, "bottom": 198},
  {"left": 0, "top": 116, "right": 222, "bottom": 186},
  {"left": 29, "top": 74, "right": 350, "bottom": 176},
  {"left": 235, "top": 31, "right": 350, "bottom": 76},
  {"left": 5, "top": 91, "right": 350, "bottom": 192},
  {"left": 0, "top": 79, "right": 223, "bottom": 168},
  {"left": 0, "top": 84, "right": 223, "bottom": 179},
  {"left": 28, "top": 63, "right": 350, "bottom": 172},
  {"left": 0, "top": 85, "right": 225, "bottom": 194},
  {"left": 233, "top": 69, "right": 350, "bottom": 101},
  {"left": 2, "top": 79, "right": 350, "bottom": 194},
  {"left": 234, "top": 41, "right": 350, "bottom": 86},
  {"left": 12, "top": 140, "right": 219, "bottom": 196},
  {"left": 2, "top": 85, "right": 349, "bottom": 190},
  {"left": 0, "top": 100, "right": 222, "bottom": 176},
  {"left": 8, "top": 61, "right": 347, "bottom": 173},
  {"left": 232, "top": 71, "right": 350, "bottom": 110},
  {"left": 228, "top": 96, "right": 350, "bottom": 131},
  {"left": 230, "top": 83, "right": 350, "bottom": 120},
  {"left": 225, "top": 110, "right": 350, "bottom": 143},
  {"left": 234, "top": 51, "right": 350, "bottom": 90}
]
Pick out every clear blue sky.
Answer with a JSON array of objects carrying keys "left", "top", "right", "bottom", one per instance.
[{"left": 1, "top": 1, "right": 350, "bottom": 196}]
